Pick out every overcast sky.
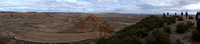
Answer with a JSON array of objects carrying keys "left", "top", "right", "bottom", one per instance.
[{"left": 0, "top": 0, "right": 200, "bottom": 14}]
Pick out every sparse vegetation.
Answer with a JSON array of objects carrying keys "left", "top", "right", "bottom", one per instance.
[
  {"left": 145, "top": 29, "right": 170, "bottom": 44},
  {"left": 176, "top": 39, "right": 181, "bottom": 44},
  {"left": 168, "top": 17, "right": 176, "bottom": 23},
  {"left": 178, "top": 17, "right": 183, "bottom": 21},
  {"left": 162, "top": 16, "right": 176, "bottom": 25},
  {"left": 98, "top": 15, "right": 166, "bottom": 44},
  {"left": 164, "top": 26, "right": 171, "bottom": 34},
  {"left": 0, "top": 38, "right": 8, "bottom": 44},
  {"left": 176, "top": 23, "right": 188, "bottom": 33},
  {"left": 0, "top": 40, "right": 6, "bottom": 44},
  {"left": 130, "top": 29, "right": 148, "bottom": 38},
  {"left": 192, "top": 30, "right": 200, "bottom": 41},
  {"left": 166, "top": 16, "right": 176, "bottom": 25},
  {"left": 186, "top": 21, "right": 194, "bottom": 28},
  {"left": 189, "top": 16, "right": 194, "bottom": 19},
  {"left": 121, "top": 35, "right": 142, "bottom": 44},
  {"left": 173, "top": 16, "right": 179, "bottom": 18},
  {"left": 99, "top": 34, "right": 142, "bottom": 44}
]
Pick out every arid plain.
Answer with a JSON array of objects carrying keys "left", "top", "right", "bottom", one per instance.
[{"left": 0, "top": 12, "right": 147, "bottom": 44}]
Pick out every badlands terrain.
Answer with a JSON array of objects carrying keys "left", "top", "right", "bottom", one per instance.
[{"left": 0, "top": 12, "right": 146, "bottom": 44}]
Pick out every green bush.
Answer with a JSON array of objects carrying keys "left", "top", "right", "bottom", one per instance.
[
  {"left": 167, "top": 22, "right": 171, "bottom": 25},
  {"left": 168, "top": 17, "right": 176, "bottom": 23},
  {"left": 176, "top": 23, "right": 188, "bottom": 33},
  {"left": 0, "top": 38, "right": 7, "bottom": 44},
  {"left": 176, "top": 39, "right": 182, "bottom": 44},
  {"left": 130, "top": 29, "right": 148, "bottom": 38},
  {"left": 100, "top": 35, "right": 142, "bottom": 44},
  {"left": 193, "top": 26, "right": 197, "bottom": 29},
  {"left": 139, "top": 15, "right": 164, "bottom": 30},
  {"left": 178, "top": 17, "right": 183, "bottom": 21},
  {"left": 165, "top": 16, "right": 176, "bottom": 25},
  {"left": 97, "top": 38, "right": 108, "bottom": 44},
  {"left": 186, "top": 21, "right": 194, "bottom": 27},
  {"left": 145, "top": 29, "right": 170, "bottom": 44},
  {"left": 0, "top": 41, "right": 6, "bottom": 44},
  {"left": 162, "top": 17, "right": 170, "bottom": 25},
  {"left": 164, "top": 26, "right": 171, "bottom": 34},
  {"left": 173, "top": 16, "right": 179, "bottom": 18},
  {"left": 192, "top": 30, "right": 200, "bottom": 41},
  {"left": 121, "top": 35, "right": 142, "bottom": 44},
  {"left": 189, "top": 16, "right": 194, "bottom": 19}
]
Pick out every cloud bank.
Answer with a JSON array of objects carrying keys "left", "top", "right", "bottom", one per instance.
[{"left": 0, "top": 0, "right": 200, "bottom": 14}]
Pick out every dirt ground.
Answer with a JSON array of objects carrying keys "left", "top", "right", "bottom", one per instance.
[{"left": 14, "top": 31, "right": 100, "bottom": 43}]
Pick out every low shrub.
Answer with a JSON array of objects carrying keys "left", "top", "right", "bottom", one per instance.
[
  {"left": 0, "top": 38, "right": 7, "bottom": 44},
  {"left": 167, "top": 22, "right": 171, "bottom": 25},
  {"left": 130, "top": 29, "right": 148, "bottom": 38},
  {"left": 121, "top": 35, "right": 142, "bottom": 44},
  {"left": 168, "top": 17, "right": 176, "bottom": 23},
  {"left": 165, "top": 16, "right": 176, "bottom": 25},
  {"left": 0, "top": 41, "right": 6, "bottom": 44},
  {"left": 189, "top": 16, "right": 194, "bottom": 19},
  {"left": 173, "top": 16, "right": 179, "bottom": 18},
  {"left": 164, "top": 26, "right": 171, "bottom": 34},
  {"left": 100, "top": 35, "right": 142, "bottom": 44},
  {"left": 192, "top": 30, "right": 200, "bottom": 41},
  {"left": 145, "top": 29, "right": 170, "bottom": 44},
  {"left": 176, "top": 39, "right": 182, "bottom": 44},
  {"left": 176, "top": 23, "right": 188, "bottom": 33},
  {"left": 178, "top": 17, "right": 183, "bottom": 21},
  {"left": 139, "top": 15, "right": 165, "bottom": 30},
  {"left": 193, "top": 26, "right": 197, "bottom": 29},
  {"left": 186, "top": 21, "right": 194, "bottom": 28}
]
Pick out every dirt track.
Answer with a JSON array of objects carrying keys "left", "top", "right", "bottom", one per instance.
[{"left": 14, "top": 31, "right": 100, "bottom": 43}]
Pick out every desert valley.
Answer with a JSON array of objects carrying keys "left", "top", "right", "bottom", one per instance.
[{"left": 0, "top": 12, "right": 146, "bottom": 44}]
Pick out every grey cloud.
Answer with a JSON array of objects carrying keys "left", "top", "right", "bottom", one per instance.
[
  {"left": 0, "top": 0, "right": 200, "bottom": 14},
  {"left": 86, "top": 0, "right": 118, "bottom": 4}
]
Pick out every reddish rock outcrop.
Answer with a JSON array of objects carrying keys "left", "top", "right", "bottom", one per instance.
[{"left": 78, "top": 14, "right": 115, "bottom": 35}]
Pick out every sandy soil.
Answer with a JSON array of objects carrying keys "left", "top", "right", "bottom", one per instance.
[{"left": 14, "top": 31, "right": 100, "bottom": 43}]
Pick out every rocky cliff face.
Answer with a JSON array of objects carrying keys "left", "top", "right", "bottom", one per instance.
[{"left": 78, "top": 14, "right": 115, "bottom": 34}]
